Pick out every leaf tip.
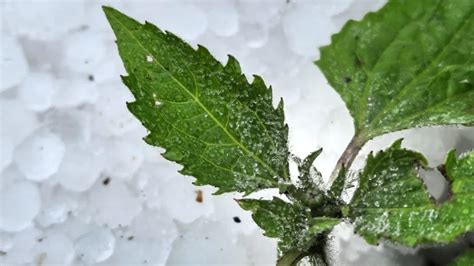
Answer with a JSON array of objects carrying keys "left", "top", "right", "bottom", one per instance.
[
  {"left": 101, "top": 5, "right": 113, "bottom": 14},
  {"left": 224, "top": 55, "right": 241, "bottom": 73},
  {"left": 102, "top": 5, "right": 122, "bottom": 22},
  {"left": 391, "top": 138, "right": 404, "bottom": 149}
]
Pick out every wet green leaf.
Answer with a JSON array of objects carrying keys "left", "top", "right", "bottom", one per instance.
[
  {"left": 328, "top": 166, "right": 347, "bottom": 200},
  {"left": 350, "top": 141, "right": 474, "bottom": 246},
  {"left": 238, "top": 197, "right": 340, "bottom": 253},
  {"left": 451, "top": 249, "right": 474, "bottom": 266},
  {"left": 308, "top": 217, "right": 341, "bottom": 235},
  {"left": 298, "top": 148, "right": 323, "bottom": 188},
  {"left": 316, "top": 0, "right": 474, "bottom": 140},
  {"left": 103, "top": 7, "right": 289, "bottom": 194}
]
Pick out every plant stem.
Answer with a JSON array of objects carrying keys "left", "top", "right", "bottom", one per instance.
[
  {"left": 278, "top": 236, "right": 329, "bottom": 266},
  {"left": 277, "top": 250, "right": 308, "bottom": 266},
  {"left": 328, "top": 134, "right": 367, "bottom": 187},
  {"left": 278, "top": 134, "right": 367, "bottom": 266}
]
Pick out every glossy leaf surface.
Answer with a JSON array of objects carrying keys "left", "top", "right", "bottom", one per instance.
[
  {"left": 104, "top": 7, "right": 289, "bottom": 194},
  {"left": 238, "top": 197, "right": 339, "bottom": 253},
  {"left": 316, "top": 0, "right": 474, "bottom": 139},
  {"left": 350, "top": 141, "right": 473, "bottom": 246}
]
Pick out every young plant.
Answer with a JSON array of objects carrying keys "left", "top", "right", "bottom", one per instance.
[{"left": 103, "top": 1, "right": 473, "bottom": 265}]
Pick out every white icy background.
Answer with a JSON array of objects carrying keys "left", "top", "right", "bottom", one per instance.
[{"left": 1, "top": 0, "right": 473, "bottom": 265}]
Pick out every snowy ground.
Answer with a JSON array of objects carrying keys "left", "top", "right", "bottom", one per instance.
[{"left": 1, "top": 0, "right": 473, "bottom": 265}]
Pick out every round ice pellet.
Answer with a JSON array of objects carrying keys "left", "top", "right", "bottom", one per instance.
[
  {"left": 14, "top": 131, "right": 65, "bottom": 181},
  {"left": 0, "top": 181, "right": 41, "bottom": 232}
]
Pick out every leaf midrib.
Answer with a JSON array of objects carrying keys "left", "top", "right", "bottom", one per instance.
[
  {"left": 155, "top": 110, "right": 279, "bottom": 187},
  {"left": 363, "top": 10, "right": 473, "bottom": 137},
  {"left": 357, "top": 0, "right": 442, "bottom": 129},
  {"left": 109, "top": 13, "right": 281, "bottom": 179}
]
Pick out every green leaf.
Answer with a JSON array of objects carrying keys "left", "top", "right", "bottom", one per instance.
[
  {"left": 238, "top": 197, "right": 339, "bottom": 253},
  {"left": 350, "top": 141, "right": 474, "bottom": 246},
  {"left": 328, "top": 165, "right": 347, "bottom": 200},
  {"left": 308, "top": 217, "right": 341, "bottom": 235},
  {"left": 103, "top": 7, "right": 289, "bottom": 194},
  {"left": 298, "top": 148, "right": 323, "bottom": 188},
  {"left": 316, "top": 0, "right": 474, "bottom": 140},
  {"left": 451, "top": 249, "right": 474, "bottom": 266},
  {"left": 281, "top": 150, "right": 332, "bottom": 208}
]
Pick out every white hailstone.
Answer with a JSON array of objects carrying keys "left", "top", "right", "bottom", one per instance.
[
  {"left": 289, "top": 117, "right": 326, "bottom": 171},
  {"left": 341, "top": 0, "right": 387, "bottom": 21},
  {"left": 50, "top": 217, "right": 94, "bottom": 241},
  {"left": 82, "top": 1, "right": 127, "bottom": 32},
  {"left": 316, "top": 106, "right": 354, "bottom": 169},
  {"left": 134, "top": 3, "right": 208, "bottom": 41},
  {"left": 0, "top": 166, "right": 27, "bottom": 190},
  {"left": 158, "top": 176, "right": 214, "bottom": 224},
  {"left": 62, "top": 30, "right": 108, "bottom": 73},
  {"left": 419, "top": 169, "right": 448, "bottom": 201},
  {"left": 14, "top": 130, "right": 65, "bottom": 181},
  {"left": 0, "top": 99, "right": 39, "bottom": 147},
  {"left": 88, "top": 51, "right": 126, "bottom": 84},
  {"left": 402, "top": 127, "right": 459, "bottom": 166},
  {"left": 361, "top": 127, "right": 460, "bottom": 167},
  {"left": 459, "top": 127, "right": 474, "bottom": 143},
  {"left": 0, "top": 35, "right": 28, "bottom": 92},
  {"left": 55, "top": 146, "right": 103, "bottom": 192},
  {"left": 102, "top": 211, "right": 178, "bottom": 265},
  {"left": 338, "top": 234, "right": 376, "bottom": 262},
  {"left": 273, "top": 84, "right": 302, "bottom": 107},
  {"left": 331, "top": 0, "right": 386, "bottom": 29},
  {"left": 36, "top": 203, "right": 68, "bottom": 228},
  {"left": 130, "top": 211, "right": 178, "bottom": 243},
  {"left": 32, "top": 232, "right": 75, "bottom": 265},
  {"left": 211, "top": 193, "right": 257, "bottom": 236},
  {"left": 167, "top": 218, "right": 249, "bottom": 265},
  {"left": 75, "top": 228, "right": 115, "bottom": 264},
  {"left": 238, "top": 55, "right": 268, "bottom": 77},
  {"left": 236, "top": 1, "right": 285, "bottom": 27},
  {"left": 2, "top": 1, "right": 85, "bottom": 40},
  {"left": 332, "top": 230, "right": 423, "bottom": 265},
  {"left": 52, "top": 77, "right": 98, "bottom": 108},
  {"left": 0, "top": 138, "right": 14, "bottom": 171},
  {"left": 330, "top": 223, "right": 355, "bottom": 254},
  {"left": 35, "top": 185, "right": 80, "bottom": 228},
  {"left": 142, "top": 142, "right": 165, "bottom": 162},
  {"left": 18, "top": 37, "right": 64, "bottom": 69},
  {"left": 134, "top": 162, "right": 179, "bottom": 209},
  {"left": 320, "top": 0, "right": 354, "bottom": 16},
  {"left": 93, "top": 83, "right": 139, "bottom": 137},
  {"left": 88, "top": 181, "right": 142, "bottom": 228},
  {"left": 282, "top": 5, "right": 336, "bottom": 57},
  {"left": 248, "top": 28, "right": 298, "bottom": 77},
  {"left": 242, "top": 23, "right": 269, "bottom": 48},
  {"left": 158, "top": 4, "right": 208, "bottom": 40},
  {"left": 103, "top": 137, "right": 144, "bottom": 180},
  {"left": 0, "top": 181, "right": 41, "bottom": 232},
  {"left": 43, "top": 109, "right": 92, "bottom": 146},
  {"left": 18, "top": 72, "right": 55, "bottom": 112},
  {"left": 238, "top": 231, "right": 278, "bottom": 265},
  {"left": 207, "top": 3, "right": 239, "bottom": 37},
  {"left": 285, "top": 87, "right": 303, "bottom": 107},
  {"left": 0, "top": 232, "right": 13, "bottom": 252},
  {"left": 2, "top": 227, "right": 42, "bottom": 264}
]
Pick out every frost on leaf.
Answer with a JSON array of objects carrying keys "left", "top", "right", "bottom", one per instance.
[
  {"left": 316, "top": 0, "right": 474, "bottom": 140},
  {"left": 103, "top": 7, "right": 289, "bottom": 194},
  {"left": 349, "top": 140, "right": 474, "bottom": 246},
  {"left": 238, "top": 197, "right": 340, "bottom": 254}
]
